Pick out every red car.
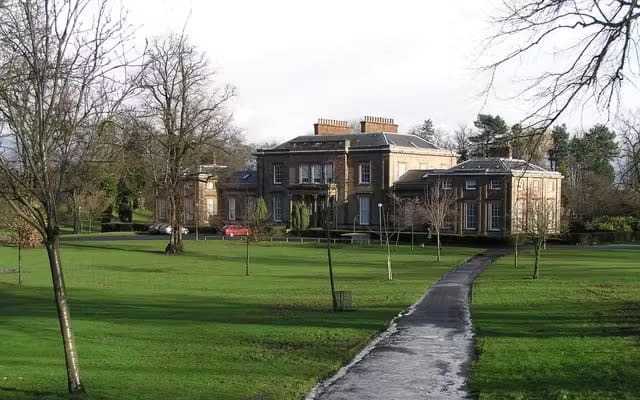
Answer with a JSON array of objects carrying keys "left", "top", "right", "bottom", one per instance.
[{"left": 222, "top": 225, "right": 251, "bottom": 237}]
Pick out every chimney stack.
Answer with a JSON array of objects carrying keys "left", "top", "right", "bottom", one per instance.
[
  {"left": 314, "top": 118, "right": 351, "bottom": 136},
  {"left": 360, "top": 116, "right": 398, "bottom": 133}
]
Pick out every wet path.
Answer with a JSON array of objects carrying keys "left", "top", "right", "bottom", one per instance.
[{"left": 308, "top": 251, "right": 503, "bottom": 400}]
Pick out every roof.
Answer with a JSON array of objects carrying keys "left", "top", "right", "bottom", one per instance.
[
  {"left": 441, "top": 158, "right": 549, "bottom": 174},
  {"left": 261, "top": 132, "right": 440, "bottom": 152},
  {"left": 220, "top": 169, "right": 257, "bottom": 188}
]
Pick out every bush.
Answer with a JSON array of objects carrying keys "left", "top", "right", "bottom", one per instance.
[{"left": 588, "top": 216, "right": 637, "bottom": 233}]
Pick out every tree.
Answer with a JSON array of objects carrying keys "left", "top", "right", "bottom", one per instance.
[
  {"left": 524, "top": 200, "right": 555, "bottom": 280},
  {"left": 484, "top": 1, "right": 640, "bottom": 131},
  {"left": 618, "top": 114, "right": 640, "bottom": 193},
  {"left": 249, "top": 197, "right": 270, "bottom": 240},
  {"left": 418, "top": 179, "right": 457, "bottom": 262},
  {"left": 509, "top": 123, "right": 550, "bottom": 165},
  {"left": 290, "top": 201, "right": 310, "bottom": 234},
  {"left": 573, "top": 124, "right": 619, "bottom": 183},
  {"left": 0, "top": 0, "right": 135, "bottom": 395},
  {"left": 138, "top": 33, "right": 235, "bottom": 255},
  {"left": 549, "top": 124, "right": 571, "bottom": 173},
  {"left": 454, "top": 125, "right": 472, "bottom": 162},
  {"left": 409, "top": 119, "right": 440, "bottom": 145},
  {"left": 471, "top": 114, "right": 509, "bottom": 157}
]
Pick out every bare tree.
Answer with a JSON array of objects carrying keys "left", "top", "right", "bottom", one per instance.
[
  {"left": 484, "top": 1, "right": 640, "bottom": 131},
  {"left": 138, "top": 32, "right": 235, "bottom": 255},
  {"left": 617, "top": 113, "right": 640, "bottom": 193},
  {"left": 0, "top": 0, "right": 135, "bottom": 395},
  {"left": 418, "top": 179, "right": 457, "bottom": 262},
  {"left": 523, "top": 200, "right": 555, "bottom": 279}
]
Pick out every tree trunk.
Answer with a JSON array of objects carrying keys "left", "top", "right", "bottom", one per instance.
[
  {"left": 513, "top": 234, "right": 519, "bottom": 269},
  {"left": 326, "top": 210, "right": 337, "bottom": 311},
  {"left": 436, "top": 231, "right": 441, "bottom": 262},
  {"left": 245, "top": 235, "right": 250, "bottom": 276},
  {"left": 72, "top": 190, "right": 81, "bottom": 234},
  {"left": 533, "top": 239, "right": 542, "bottom": 280},
  {"left": 45, "top": 236, "right": 86, "bottom": 397}
]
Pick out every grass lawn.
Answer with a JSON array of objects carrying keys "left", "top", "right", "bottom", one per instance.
[
  {"left": 0, "top": 239, "right": 477, "bottom": 400},
  {"left": 471, "top": 246, "right": 640, "bottom": 400}
]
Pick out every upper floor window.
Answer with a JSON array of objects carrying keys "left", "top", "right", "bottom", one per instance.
[
  {"left": 324, "top": 163, "right": 334, "bottom": 184},
  {"left": 441, "top": 180, "right": 453, "bottom": 190},
  {"left": 489, "top": 179, "right": 502, "bottom": 190},
  {"left": 273, "top": 163, "right": 285, "bottom": 185},
  {"left": 359, "top": 162, "right": 371, "bottom": 184},
  {"left": 465, "top": 179, "right": 477, "bottom": 191},
  {"left": 299, "top": 164, "right": 311, "bottom": 184},
  {"left": 312, "top": 164, "right": 323, "bottom": 184}
]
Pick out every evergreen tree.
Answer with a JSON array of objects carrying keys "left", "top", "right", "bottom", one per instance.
[
  {"left": 470, "top": 114, "right": 509, "bottom": 157},
  {"left": 572, "top": 124, "right": 619, "bottom": 182},
  {"left": 409, "top": 119, "right": 439, "bottom": 145},
  {"left": 549, "top": 124, "right": 570, "bottom": 173}
]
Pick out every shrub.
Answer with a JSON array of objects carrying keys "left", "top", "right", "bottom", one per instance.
[
  {"left": 8, "top": 217, "right": 42, "bottom": 248},
  {"left": 589, "top": 216, "right": 637, "bottom": 233}
]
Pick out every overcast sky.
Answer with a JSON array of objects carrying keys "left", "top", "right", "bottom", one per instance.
[{"left": 127, "top": 0, "right": 634, "bottom": 143}]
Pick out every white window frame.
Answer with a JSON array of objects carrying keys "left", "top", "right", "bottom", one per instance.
[
  {"left": 489, "top": 179, "right": 502, "bottom": 190},
  {"left": 358, "top": 162, "right": 371, "bottom": 185},
  {"left": 312, "top": 164, "right": 323, "bottom": 184},
  {"left": 273, "top": 163, "right": 284, "bottom": 185},
  {"left": 441, "top": 180, "right": 453, "bottom": 190},
  {"left": 207, "top": 198, "right": 216, "bottom": 216},
  {"left": 324, "top": 163, "right": 334, "bottom": 183},
  {"left": 272, "top": 194, "right": 283, "bottom": 222},
  {"left": 464, "top": 202, "right": 478, "bottom": 230},
  {"left": 465, "top": 179, "right": 477, "bottom": 191},
  {"left": 488, "top": 202, "right": 502, "bottom": 231},
  {"left": 228, "top": 197, "right": 236, "bottom": 221},
  {"left": 299, "top": 164, "right": 311, "bottom": 184},
  {"left": 358, "top": 196, "right": 370, "bottom": 225}
]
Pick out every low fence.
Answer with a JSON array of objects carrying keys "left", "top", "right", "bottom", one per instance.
[{"left": 200, "top": 235, "right": 377, "bottom": 246}]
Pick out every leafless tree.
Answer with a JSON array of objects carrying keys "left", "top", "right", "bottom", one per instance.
[
  {"left": 0, "top": 0, "right": 135, "bottom": 395},
  {"left": 523, "top": 200, "right": 555, "bottom": 279},
  {"left": 418, "top": 179, "right": 457, "bottom": 262},
  {"left": 617, "top": 113, "right": 640, "bottom": 193},
  {"left": 138, "top": 32, "right": 235, "bottom": 255},
  {"left": 484, "top": 0, "right": 640, "bottom": 132}
]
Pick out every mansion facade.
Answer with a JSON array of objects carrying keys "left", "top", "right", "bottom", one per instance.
[{"left": 154, "top": 116, "right": 563, "bottom": 239}]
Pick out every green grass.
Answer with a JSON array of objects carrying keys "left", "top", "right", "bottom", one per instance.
[
  {"left": 471, "top": 246, "right": 640, "bottom": 400},
  {"left": 0, "top": 240, "right": 477, "bottom": 400}
]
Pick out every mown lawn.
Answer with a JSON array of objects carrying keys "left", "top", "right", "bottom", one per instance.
[
  {"left": 471, "top": 246, "right": 640, "bottom": 400},
  {"left": 0, "top": 239, "right": 477, "bottom": 400}
]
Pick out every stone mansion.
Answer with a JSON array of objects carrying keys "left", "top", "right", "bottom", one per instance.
[{"left": 154, "top": 116, "right": 563, "bottom": 239}]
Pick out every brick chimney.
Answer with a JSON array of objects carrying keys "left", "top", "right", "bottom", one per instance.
[
  {"left": 360, "top": 116, "right": 398, "bottom": 133},
  {"left": 314, "top": 118, "right": 352, "bottom": 136}
]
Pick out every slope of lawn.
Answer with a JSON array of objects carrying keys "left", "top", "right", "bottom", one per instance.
[
  {"left": 471, "top": 246, "right": 640, "bottom": 400},
  {"left": 0, "top": 239, "right": 477, "bottom": 400}
]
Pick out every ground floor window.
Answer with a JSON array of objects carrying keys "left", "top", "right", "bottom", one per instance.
[
  {"left": 207, "top": 198, "right": 217, "bottom": 217},
  {"left": 272, "top": 193, "right": 283, "bottom": 222},
  {"left": 359, "top": 196, "right": 370, "bottom": 225},
  {"left": 228, "top": 197, "right": 236, "bottom": 221},
  {"left": 488, "top": 202, "right": 502, "bottom": 231},
  {"left": 464, "top": 202, "right": 478, "bottom": 230}
]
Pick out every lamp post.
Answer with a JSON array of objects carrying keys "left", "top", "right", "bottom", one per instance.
[
  {"left": 379, "top": 203, "right": 392, "bottom": 280},
  {"left": 378, "top": 203, "right": 383, "bottom": 247}
]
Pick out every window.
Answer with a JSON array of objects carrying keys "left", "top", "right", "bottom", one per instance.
[
  {"left": 312, "top": 164, "right": 323, "bottom": 184},
  {"left": 488, "top": 202, "right": 502, "bottom": 231},
  {"left": 158, "top": 199, "right": 167, "bottom": 220},
  {"left": 397, "top": 162, "right": 407, "bottom": 179},
  {"left": 324, "top": 163, "right": 334, "bottom": 183},
  {"left": 359, "top": 162, "right": 371, "bottom": 184},
  {"left": 358, "top": 196, "right": 370, "bottom": 225},
  {"left": 273, "top": 163, "right": 285, "bottom": 184},
  {"left": 272, "top": 194, "right": 283, "bottom": 222},
  {"left": 206, "top": 180, "right": 214, "bottom": 190},
  {"left": 464, "top": 202, "right": 478, "bottom": 230},
  {"left": 515, "top": 199, "right": 526, "bottom": 230},
  {"left": 465, "top": 179, "right": 477, "bottom": 191},
  {"left": 246, "top": 197, "right": 256, "bottom": 216},
  {"left": 299, "top": 164, "right": 311, "bottom": 184},
  {"left": 489, "top": 179, "right": 502, "bottom": 190},
  {"left": 442, "top": 180, "right": 452, "bottom": 190},
  {"left": 207, "top": 198, "right": 216, "bottom": 216},
  {"left": 184, "top": 199, "right": 193, "bottom": 222},
  {"left": 228, "top": 197, "right": 236, "bottom": 221},
  {"left": 531, "top": 180, "right": 541, "bottom": 196}
]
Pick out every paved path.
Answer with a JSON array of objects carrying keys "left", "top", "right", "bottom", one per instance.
[{"left": 308, "top": 251, "right": 502, "bottom": 400}]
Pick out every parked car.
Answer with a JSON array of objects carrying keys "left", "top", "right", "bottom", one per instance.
[
  {"left": 147, "top": 223, "right": 160, "bottom": 234},
  {"left": 222, "top": 225, "right": 251, "bottom": 237},
  {"left": 156, "top": 224, "right": 189, "bottom": 235}
]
